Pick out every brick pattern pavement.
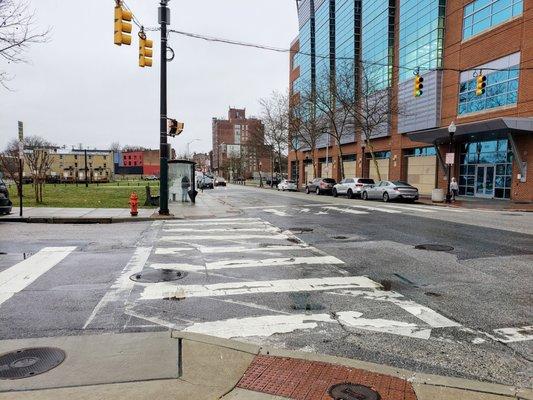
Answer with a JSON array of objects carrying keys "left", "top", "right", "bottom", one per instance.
[{"left": 237, "top": 355, "right": 418, "bottom": 400}]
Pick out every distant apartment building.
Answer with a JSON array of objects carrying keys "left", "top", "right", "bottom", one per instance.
[
  {"left": 212, "top": 108, "right": 272, "bottom": 179},
  {"left": 289, "top": 0, "right": 532, "bottom": 202},
  {"left": 115, "top": 150, "right": 160, "bottom": 176},
  {"left": 192, "top": 152, "right": 211, "bottom": 173}
]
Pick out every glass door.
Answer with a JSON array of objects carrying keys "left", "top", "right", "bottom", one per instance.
[{"left": 475, "top": 165, "right": 495, "bottom": 198}]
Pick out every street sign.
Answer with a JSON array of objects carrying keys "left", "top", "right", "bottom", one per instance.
[
  {"left": 18, "top": 121, "right": 23, "bottom": 142},
  {"left": 445, "top": 152, "right": 454, "bottom": 165}
]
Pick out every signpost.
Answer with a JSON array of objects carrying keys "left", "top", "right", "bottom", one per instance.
[
  {"left": 445, "top": 152, "right": 454, "bottom": 165},
  {"left": 17, "top": 121, "right": 23, "bottom": 217}
]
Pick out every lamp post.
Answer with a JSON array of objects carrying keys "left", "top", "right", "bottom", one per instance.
[
  {"left": 361, "top": 144, "right": 366, "bottom": 178},
  {"left": 446, "top": 121, "right": 457, "bottom": 204},
  {"left": 186, "top": 139, "right": 200, "bottom": 159}
]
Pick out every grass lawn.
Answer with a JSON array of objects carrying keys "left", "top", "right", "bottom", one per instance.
[{"left": 7, "top": 182, "right": 159, "bottom": 208}]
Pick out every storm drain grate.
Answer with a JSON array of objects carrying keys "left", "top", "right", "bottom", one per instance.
[
  {"left": 414, "top": 244, "right": 454, "bottom": 252},
  {"left": 328, "top": 383, "right": 381, "bottom": 400},
  {"left": 0, "top": 347, "right": 66, "bottom": 380},
  {"left": 130, "top": 269, "right": 187, "bottom": 283}
]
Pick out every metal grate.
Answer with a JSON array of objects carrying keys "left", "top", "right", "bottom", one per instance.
[
  {"left": 130, "top": 269, "right": 187, "bottom": 283},
  {"left": 328, "top": 383, "right": 381, "bottom": 400}
]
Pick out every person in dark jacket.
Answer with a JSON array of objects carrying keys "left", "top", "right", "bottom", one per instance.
[{"left": 181, "top": 175, "right": 190, "bottom": 202}]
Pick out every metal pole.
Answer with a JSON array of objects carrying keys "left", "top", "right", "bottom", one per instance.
[
  {"left": 84, "top": 149, "right": 89, "bottom": 188},
  {"left": 18, "top": 158, "right": 23, "bottom": 217},
  {"left": 446, "top": 133, "right": 454, "bottom": 204},
  {"left": 159, "top": 0, "right": 169, "bottom": 215}
]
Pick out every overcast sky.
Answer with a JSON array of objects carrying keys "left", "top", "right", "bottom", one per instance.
[{"left": 0, "top": 0, "right": 299, "bottom": 155}]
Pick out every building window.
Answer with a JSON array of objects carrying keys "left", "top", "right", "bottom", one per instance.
[
  {"left": 458, "top": 65, "right": 519, "bottom": 115},
  {"left": 371, "top": 151, "right": 391, "bottom": 159},
  {"left": 463, "top": 0, "right": 523, "bottom": 40}
]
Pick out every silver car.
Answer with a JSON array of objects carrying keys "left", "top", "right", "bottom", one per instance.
[
  {"left": 333, "top": 177, "right": 375, "bottom": 199},
  {"left": 277, "top": 179, "right": 297, "bottom": 191},
  {"left": 362, "top": 180, "right": 419, "bottom": 202}
]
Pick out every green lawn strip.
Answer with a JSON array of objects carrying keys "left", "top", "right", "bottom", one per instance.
[{"left": 8, "top": 183, "right": 158, "bottom": 208}]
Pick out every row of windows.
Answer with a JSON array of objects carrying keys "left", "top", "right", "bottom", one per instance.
[
  {"left": 404, "top": 147, "right": 437, "bottom": 157},
  {"left": 463, "top": 0, "right": 523, "bottom": 40},
  {"left": 458, "top": 66, "right": 519, "bottom": 115}
]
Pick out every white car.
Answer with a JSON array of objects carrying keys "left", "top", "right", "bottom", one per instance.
[
  {"left": 277, "top": 179, "right": 297, "bottom": 191},
  {"left": 332, "top": 178, "right": 375, "bottom": 199}
]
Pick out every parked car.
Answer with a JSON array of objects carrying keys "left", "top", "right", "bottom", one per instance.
[
  {"left": 266, "top": 176, "right": 281, "bottom": 186},
  {"left": 0, "top": 178, "right": 13, "bottom": 215},
  {"left": 277, "top": 179, "right": 297, "bottom": 191},
  {"left": 197, "top": 175, "right": 214, "bottom": 189},
  {"left": 362, "top": 180, "right": 419, "bottom": 202},
  {"left": 214, "top": 177, "right": 226, "bottom": 187},
  {"left": 333, "top": 177, "right": 375, "bottom": 199},
  {"left": 144, "top": 175, "right": 159, "bottom": 181},
  {"left": 305, "top": 178, "right": 336, "bottom": 195}
]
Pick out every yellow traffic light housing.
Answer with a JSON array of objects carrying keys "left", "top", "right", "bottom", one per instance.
[
  {"left": 476, "top": 74, "right": 486, "bottom": 96},
  {"left": 413, "top": 74, "right": 424, "bottom": 97},
  {"left": 114, "top": 5, "right": 133, "bottom": 46},
  {"left": 139, "top": 33, "right": 153, "bottom": 68}
]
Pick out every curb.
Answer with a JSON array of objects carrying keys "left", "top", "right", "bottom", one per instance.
[
  {"left": 170, "top": 331, "right": 532, "bottom": 399},
  {"left": 0, "top": 216, "right": 180, "bottom": 224}
]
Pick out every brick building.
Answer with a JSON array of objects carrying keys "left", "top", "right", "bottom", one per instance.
[
  {"left": 288, "top": 0, "right": 532, "bottom": 202},
  {"left": 212, "top": 108, "right": 272, "bottom": 179}
]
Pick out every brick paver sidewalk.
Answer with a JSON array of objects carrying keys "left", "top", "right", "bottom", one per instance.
[{"left": 237, "top": 355, "right": 417, "bottom": 400}]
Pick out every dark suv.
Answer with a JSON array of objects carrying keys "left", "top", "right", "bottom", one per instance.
[{"left": 0, "top": 179, "right": 13, "bottom": 215}]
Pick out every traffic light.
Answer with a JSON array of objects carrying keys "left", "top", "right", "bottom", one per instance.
[
  {"left": 139, "top": 35, "right": 153, "bottom": 67},
  {"left": 168, "top": 119, "right": 184, "bottom": 137},
  {"left": 476, "top": 74, "right": 486, "bottom": 96},
  {"left": 413, "top": 74, "right": 424, "bottom": 97},
  {"left": 114, "top": 4, "right": 133, "bottom": 46}
]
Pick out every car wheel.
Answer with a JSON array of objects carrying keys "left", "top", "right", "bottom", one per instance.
[
  {"left": 316, "top": 187, "right": 320, "bottom": 195},
  {"left": 362, "top": 191, "right": 368, "bottom": 201},
  {"left": 332, "top": 188, "right": 338, "bottom": 197},
  {"left": 305, "top": 187, "right": 310, "bottom": 194},
  {"left": 347, "top": 189, "right": 353, "bottom": 199},
  {"left": 383, "top": 192, "right": 390, "bottom": 202}
]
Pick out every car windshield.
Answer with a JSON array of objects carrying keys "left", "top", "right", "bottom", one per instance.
[
  {"left": 286, "top": 180, "right": 295, "bottom": 183},
  {"left": 323, "top": 178, "right": 336, "bottom": 183},
  {"left": 357, "top": 179, "right": 375, "bottom": 184}
]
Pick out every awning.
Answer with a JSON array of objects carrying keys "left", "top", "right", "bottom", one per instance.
[{"left": 406, "top": 117, "right": 533, "bottom": 145}]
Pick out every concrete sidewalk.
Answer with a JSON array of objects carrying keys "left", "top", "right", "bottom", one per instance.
[
  {"left": 1, "top": 331, "right": 530, "bottom": 400},
  {"left": 0, "top": 191, "right": 241, "bottom": 223}
]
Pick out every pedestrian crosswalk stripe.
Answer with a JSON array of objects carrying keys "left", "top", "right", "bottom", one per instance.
[
  {"left": 337, "top": 204, "right": 401, "bottom": 214},
  {"left": 375, "top": 204, "right": 436, "bottom": 213},
  {"left": 0, "top": 247, "right": 76, "bottom": 307},
  {"left": 155, "top": 244, "right": 310, "bottom": 255},
  {"left": 163, "top": 226, "right": 280, "bottom": 233},
  {"left": 165, "top": 217, "right": 261, "bottom": 224},
  {"left": 322, "top": 206, "right": 368, "bottom": 215},
  {"left": 263, "top": 209, "right": 289, "bottom": 216},
  {"left": 159, "top": 233, "right": 289, "bottom": 242},
  {"left": 139, "top": 276, "right": 380, "bottom": 300},
  {"left": 150, "top": 255, "right": 344, "bottom": 272},
  {"left": 163, "top": 220, "right": 265, "bottom": 227}
]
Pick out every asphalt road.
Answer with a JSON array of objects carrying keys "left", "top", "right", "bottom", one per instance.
[{"left": 0, "top": 186, "right": 531, "bottom": 387}]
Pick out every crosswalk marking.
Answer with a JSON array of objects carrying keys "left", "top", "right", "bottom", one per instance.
[
  {"left": 166, "top": 217, "right": 260, "bottom": 224},
  {"left": 491, "top": 326, "right": 533, "bottom": 343},
  {"left": 375, "top": 204, "right": 436, "bottom": 213},
  {"left": 0, "top": 247, "right": 76, "bottom": 306},
  {"left": 163, "top": 226, "right": 280, "bottom": 233},
  {"left": 263, "top": 209, "right": 289, "bottom": 216},
  {"left": 139, "top": 276, "right": 381, "bottom": 300},
  {"left": 150, "top": 255, "right": 344, "bottom": 272},
  {"left": 155, "top": 244, "right": 309, "bottom": 255},
  {"left": 322, "top": 206, "right": 368, "bottom": 215},
  {"left": 160, "top": 233, "right": 289, "bottom": 242},
  {"left": 163, "top": 220, "right": 264, "bottom": 227},
  {"left": 83, "top": 247, "right": 152, "bottom": 329},
  {"left": 332, "top": 204, "right": 401, "bottom": 214}
]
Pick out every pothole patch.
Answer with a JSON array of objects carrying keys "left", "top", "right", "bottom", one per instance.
[
  {"left": 130, "top": 269, "right": 188, "bottom": 283},
  {"left": 0, "top": 348, "right": 66, "bottom": 380}
]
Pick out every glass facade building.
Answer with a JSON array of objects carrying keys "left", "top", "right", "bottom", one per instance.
[
  {"left": 361, "top": 0, "right": 395, "bottom": 88},
  {"left": 398, "top": 0, "right": 446, "bottom": 82},
  {"left": 463, "top": 0, "right": 523, "bottom": 40},
  {"left": 315, "top": 0, "right": 334, "bottom": 85},
  {"left": 294, "top": 18, "right": 314, "bottom": 96}
]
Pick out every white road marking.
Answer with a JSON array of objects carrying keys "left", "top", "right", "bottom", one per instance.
[
  {"left": 322, "top": 206, "right": 368, "bottom": 215},
  {"left": 139, "top": 276, "right": 381, "bottom": 300},
  {"left": 160, "top": 234, "right": 289, "bottom": 242},
  {"left": 299, "top": 208, "right": 310, "bottom": 213},
  {"left": 492, "top": 326, "right": 533, "bottom": 343},
  {"left": 150, "top": 255, "right": 344, "bottom": 272},
  {"left": 166, "top": 217, "right": 261, "bottom": 223},
  {"left": 163, "top": 220, "right": 265, "bottom": 227},
  {"left": 155, "top": 244, "right": 309, "bottom": 255},
  {"left": 183, "top": 314, "right": 333, "bottom": 338},
  {"left": 82, "top": 247, "right": 152, "bottom": 329},
  {"left": 336, "top": 311, "right": 432, "bottom": 339},
  {"left": 376, "top": 204, "right": 436, "bottom": 213},
  {"left": 163, "top": 226, "right": 280, "bottom": 233},
  {"left": 263, "top": 209, "right": 289, "bottom": 216},
  {"left": 0, "top": 247, "right": 76, "bottom": 306},
  {"left": 347, "top": 204, "right": 401, "bottom": 214}
]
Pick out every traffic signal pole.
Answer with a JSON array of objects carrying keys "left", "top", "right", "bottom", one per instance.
[{"left": 159, "top": 0, "right": 169, "bottom": 215}]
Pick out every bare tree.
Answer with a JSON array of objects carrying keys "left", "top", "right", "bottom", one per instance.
[
  {"left": 22, "top": 135, "right": 54, "bottom": 203},
  {"left": 313, "top": 70, "right": 354, "bottom": 180},
  {"left": 259, "top": 90, "right": 289, "bottom": 183},
  {"left": 109, "top": 142, "right": 121, "bottom": 152},
  {"left": 0, "top": 139, "right": 22, "bottom": 196},
  {"left": 0, "top": 0, "right": 51, "bottom": 89},
  {"left": 122, "top": 145, "right": 147, "bottom": 152}
]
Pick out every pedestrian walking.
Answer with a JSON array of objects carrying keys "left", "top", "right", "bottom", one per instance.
[{"left": 450, "top": 177, "right": 459, "bottom": 202}]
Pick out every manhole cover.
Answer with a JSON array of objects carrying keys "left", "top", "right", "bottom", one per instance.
[
  {"left": 414, "top": 244, "right": 454, "bottom": 252},
  {"left": 328, "top": 383, "right": 381, "bottom": 400},
  {"left": 0, "top": 252, "right": 6, "bottom": 255},
  {"left": 130, "top": 269, "right": 187, "bottom": 283},
  {"left": 0, "top": 347, "right": 65, "bottom": 380}
]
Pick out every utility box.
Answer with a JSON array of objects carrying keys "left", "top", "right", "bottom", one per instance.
[{"left": 168, "top": 160, "right": 197, "bottom": 203}]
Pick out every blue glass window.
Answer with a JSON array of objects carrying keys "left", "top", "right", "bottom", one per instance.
[
  {"left": 463, "top": 0, "right": 523, "bottom": 40},
  {"left": 458, "top": 66, "right": 519, "bottom": 115}
]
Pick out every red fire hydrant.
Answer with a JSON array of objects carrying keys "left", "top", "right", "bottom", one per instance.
[{"left": 129, "top": 192, "right": 139, "bottom": 216}]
